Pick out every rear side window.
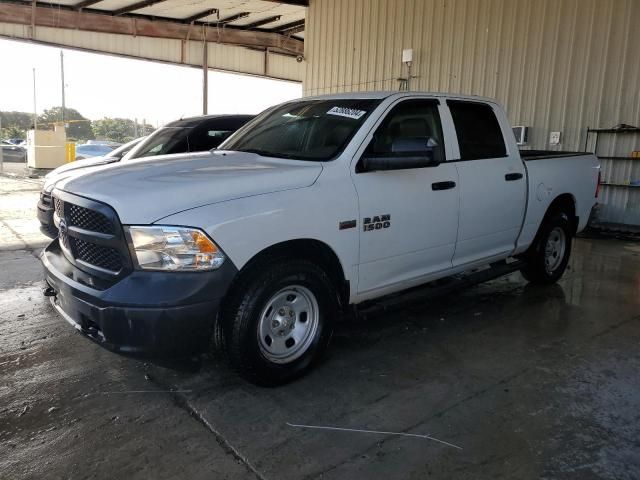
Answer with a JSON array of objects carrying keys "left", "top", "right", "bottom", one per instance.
[
  {"left": 447, "top": 100, "right": 506, "bottom": 160},
  {"left": 187, "top": 128, "right": 229, "bottom": 151},
  {"left": 189, "top": 117, "right": 252, "bottom": 151}
]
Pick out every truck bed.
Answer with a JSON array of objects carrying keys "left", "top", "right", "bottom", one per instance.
[
  {"left": 516, "top": 151, "right": 600, "bottom": 253},
  {"left": 520, "top": 150, "right": 588, "bottom": 161}
]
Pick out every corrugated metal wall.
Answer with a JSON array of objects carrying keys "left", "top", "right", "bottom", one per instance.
[
  {"left": 0, "top": 23, "right": 304, "bottom": 82},
  {"left": 304, "top": 0, "right": 639, "bottom": 151},
  {"left": 304, "top": 0, "right": 640, "bottom": 226}
]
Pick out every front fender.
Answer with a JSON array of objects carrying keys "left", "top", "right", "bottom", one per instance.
[{"left": 156, "top": 183, "right": 360, "bottom": 298}]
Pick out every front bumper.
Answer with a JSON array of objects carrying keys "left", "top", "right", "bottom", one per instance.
[{"left": 42, "top": 239, "right": 237, "bottom": 354}]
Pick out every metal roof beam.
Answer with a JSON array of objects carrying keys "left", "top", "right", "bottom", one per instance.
[
  {"left": 112, "top": 0, "right": 168, "bottom": 16},
  {"left": 182, "top": 8, "right": 218, "bottom": 24},
  {"left": 273, "top": 19, "right": 305, "bottom": 34},
  {"left": 0, "top": 3, "right": 304, "bottom": 55},
  {"left": 215, "top": 12, "right": 250, "bottom": 25},
  {"left": 73, "top": 0, "right": 104, "bottom": 9},
  {"left": 262, "top": 0, "right": 308, "bottom": 5},
  {"left": 244, "top": 15, "right": 281, "bottom": 29}
]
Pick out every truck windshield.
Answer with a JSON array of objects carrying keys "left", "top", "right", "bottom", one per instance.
[{"left": 223, "top": 99, "right": 381, "bottom": 161}]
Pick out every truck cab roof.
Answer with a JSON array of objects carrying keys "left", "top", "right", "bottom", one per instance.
[{"left": 305, "top": 90, "right": 500, "bottom": 105}]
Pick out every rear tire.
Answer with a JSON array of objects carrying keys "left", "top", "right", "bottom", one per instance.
[
  {"left": 521, "top": 211, "right": 572, "bottom": 284},
  {"left": 219, "top": 258, "right": 337, "bottom": 386}
]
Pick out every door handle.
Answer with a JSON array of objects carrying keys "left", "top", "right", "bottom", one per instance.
[
  {"left": 505, "top": 173, "right": 524, "bottom": 181},
  {"left": 432, "top": 181, "right": 456, "bottom": 191}
]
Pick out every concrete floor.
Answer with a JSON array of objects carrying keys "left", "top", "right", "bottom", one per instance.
[{"left": 1, "top": 174, "right": 639, "bottom": 480}]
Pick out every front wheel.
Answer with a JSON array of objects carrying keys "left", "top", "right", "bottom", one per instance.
[
  {"left": 219, "top": 259, "right": 337, "bottom": 386},
  {"left": 520, "top": 211, "right": 572, "bottom": 284}
]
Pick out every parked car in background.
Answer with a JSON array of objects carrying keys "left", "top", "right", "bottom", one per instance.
[
  {"left": 42, "top": 92, "right": 599, "bottom": 385},
  {"left": 6, "top": 138, "right": 25, "bottom": 146},
  {"left": 38, "top": 114, "right": 254, "bottom": 238},
  {"left": 121, "top": 114, "right": 254, "bottom": 160},
  {"left": 86, "top": 140, "right": 122, "bottom": 148},
  {"left": 75, "top": 143, "right": 115, "bottom": 160},
  {"left": 1, "top": 140, "right": 26, "bottom": 162}
]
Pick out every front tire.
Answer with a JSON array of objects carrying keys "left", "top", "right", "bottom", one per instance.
[
  {"left": 521, "top": 211, "right": 572, "bottom": 284},
  {"left": 220, "top": 259, "right": 337, "bottom": 386}
]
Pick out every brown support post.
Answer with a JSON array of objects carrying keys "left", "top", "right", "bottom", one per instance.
[
  {"left": 30, "top": 0, "right": 36, "bottom": 39},
  {"left": 202, "top": 33, "right": 208, "bottom": 115}
]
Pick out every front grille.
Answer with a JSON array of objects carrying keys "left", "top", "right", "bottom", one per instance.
[
  {"left": 73, "top": 238, "right": 123, "bottom": 272},
  {"left": 52, "top": 194, "right": 127, "bottom": 275},
  {"left": 54, "top": 197, "right": 64, "bottom": 218},
  {"left": 68, "top": 203, "right": 113, "bottom": 234}
]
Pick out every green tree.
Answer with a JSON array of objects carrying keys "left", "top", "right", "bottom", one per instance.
[
  {"left": 92, "top": 118, "right": 154, "bottom": 143},
  {"left": 0, "top": 111, "right": 33, "bottom": 139},
  {"left": 1, "top": 125, "right": 26, "bottom": 140},
  {"left": 38, "top": 107, "right": 94, "bottom": 141}
]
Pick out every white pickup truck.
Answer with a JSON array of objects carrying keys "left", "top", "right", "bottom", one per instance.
[{"left": 42, "top": 92, "right": 600, "bottom": 385}]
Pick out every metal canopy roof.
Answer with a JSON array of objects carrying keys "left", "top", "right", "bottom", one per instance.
[{"left": 0, "top": 0, "right": 307, "bottom": 54}]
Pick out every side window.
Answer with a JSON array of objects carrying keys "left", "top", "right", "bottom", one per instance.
[
  {"left": 187, "top": 118, "right": 248, "bottom": 151},
  {"left": 447, "top": 100, "right": 506, "bottom": 160},
  {"left": 207, "top": 130, "right": 234, "bottom": 148},
  {"left": 364, "top": 100, "right": 445, "bottom": 163}
]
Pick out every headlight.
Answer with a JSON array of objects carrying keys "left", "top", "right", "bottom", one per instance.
[{"left": 125, "top": 226, "right": 225, "bottom": 271}]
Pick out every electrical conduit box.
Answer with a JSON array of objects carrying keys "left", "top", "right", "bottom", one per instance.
[{"left": 549, "top": 131, "right": 561, "bottom": 146}]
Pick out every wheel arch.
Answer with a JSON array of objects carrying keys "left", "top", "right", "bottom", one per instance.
[
  {"left": 546, "top": 193, "right": 578, "bottom": 234},
  {"left": 230, "top": 238, "right": 350, "bottom": 310}
]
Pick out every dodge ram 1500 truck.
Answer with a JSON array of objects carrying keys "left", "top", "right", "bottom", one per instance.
[{"left": 42, "top": 92, "right": 600, "bottom": 385}]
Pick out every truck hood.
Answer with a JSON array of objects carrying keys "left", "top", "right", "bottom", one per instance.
[
  {"left": 43, "top": 157, "right": 115, "bottom": 193},
  {"left": 45, "top": 155, "right": 118, "bottom": 178},
  {"left": 55, "top": 150, "right": 323, "bottom": 224}
]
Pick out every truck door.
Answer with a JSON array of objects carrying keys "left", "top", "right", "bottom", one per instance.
[
  {"left": 446, "top": 100, "right": 527, "bottom": 267},
  {"left": 352, "top": 99, "right": 459, "bottom": 297}
]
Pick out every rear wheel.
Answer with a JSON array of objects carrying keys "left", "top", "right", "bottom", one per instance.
[
  {"left": 521, "top": 211, "right": 572, "bottom": 284},
  {"left": 219, "top": 259, "right": 337, "bottom": 386}
]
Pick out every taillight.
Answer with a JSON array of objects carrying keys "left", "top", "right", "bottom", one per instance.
[{"left": 595, "top": 171, "right": 601, "bottom": 198}]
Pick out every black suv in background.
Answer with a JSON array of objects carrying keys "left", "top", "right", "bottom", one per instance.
[
  {"left": 38, "top": 114, "right": 254, "bottom": 238},
  {"left": 120, "top": 114, "right": 254, "bottom": 161}
]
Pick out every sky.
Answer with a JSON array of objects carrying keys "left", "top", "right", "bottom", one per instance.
[{"left": 0, "top": 38, "right": 302, "bottom": 127}]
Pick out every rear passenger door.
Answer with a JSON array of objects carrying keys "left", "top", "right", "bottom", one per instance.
[{"left": 447, "top": 100, "right": 527, "bottom": 267}]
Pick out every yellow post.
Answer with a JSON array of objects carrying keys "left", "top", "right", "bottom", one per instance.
[{"left": 65, "top": 142, "right": 76, "bottom": 163}]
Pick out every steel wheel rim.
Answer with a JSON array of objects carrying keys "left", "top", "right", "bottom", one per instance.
[
  {"left": 544, "top": 227, "right": 566, "bottom": 273},
  {"left": 257, "top": 285, "right": 320, "bottom": 364}
]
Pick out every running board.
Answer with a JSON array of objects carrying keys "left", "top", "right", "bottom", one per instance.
[{"left": 355, "top": 259, "right": 525, "bottom": 319}]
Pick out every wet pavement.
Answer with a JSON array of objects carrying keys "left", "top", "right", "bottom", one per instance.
[{"left": 1, "top": 175, "right": 639, "bottom": 479}]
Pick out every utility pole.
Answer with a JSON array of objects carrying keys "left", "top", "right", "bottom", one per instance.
[
  {"left": 134, "top": 118, "right": 138, "bottom": 138},
  {"left": 60, "top": 50, "right": 66, "bottom": 123},
  {"left": 32, "top": 68, "right": 37, "bottom": 131}
]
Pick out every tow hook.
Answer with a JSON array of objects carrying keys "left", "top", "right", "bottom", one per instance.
[{"left": 43, "top": 286, "right": 57, "bottom": 297}]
